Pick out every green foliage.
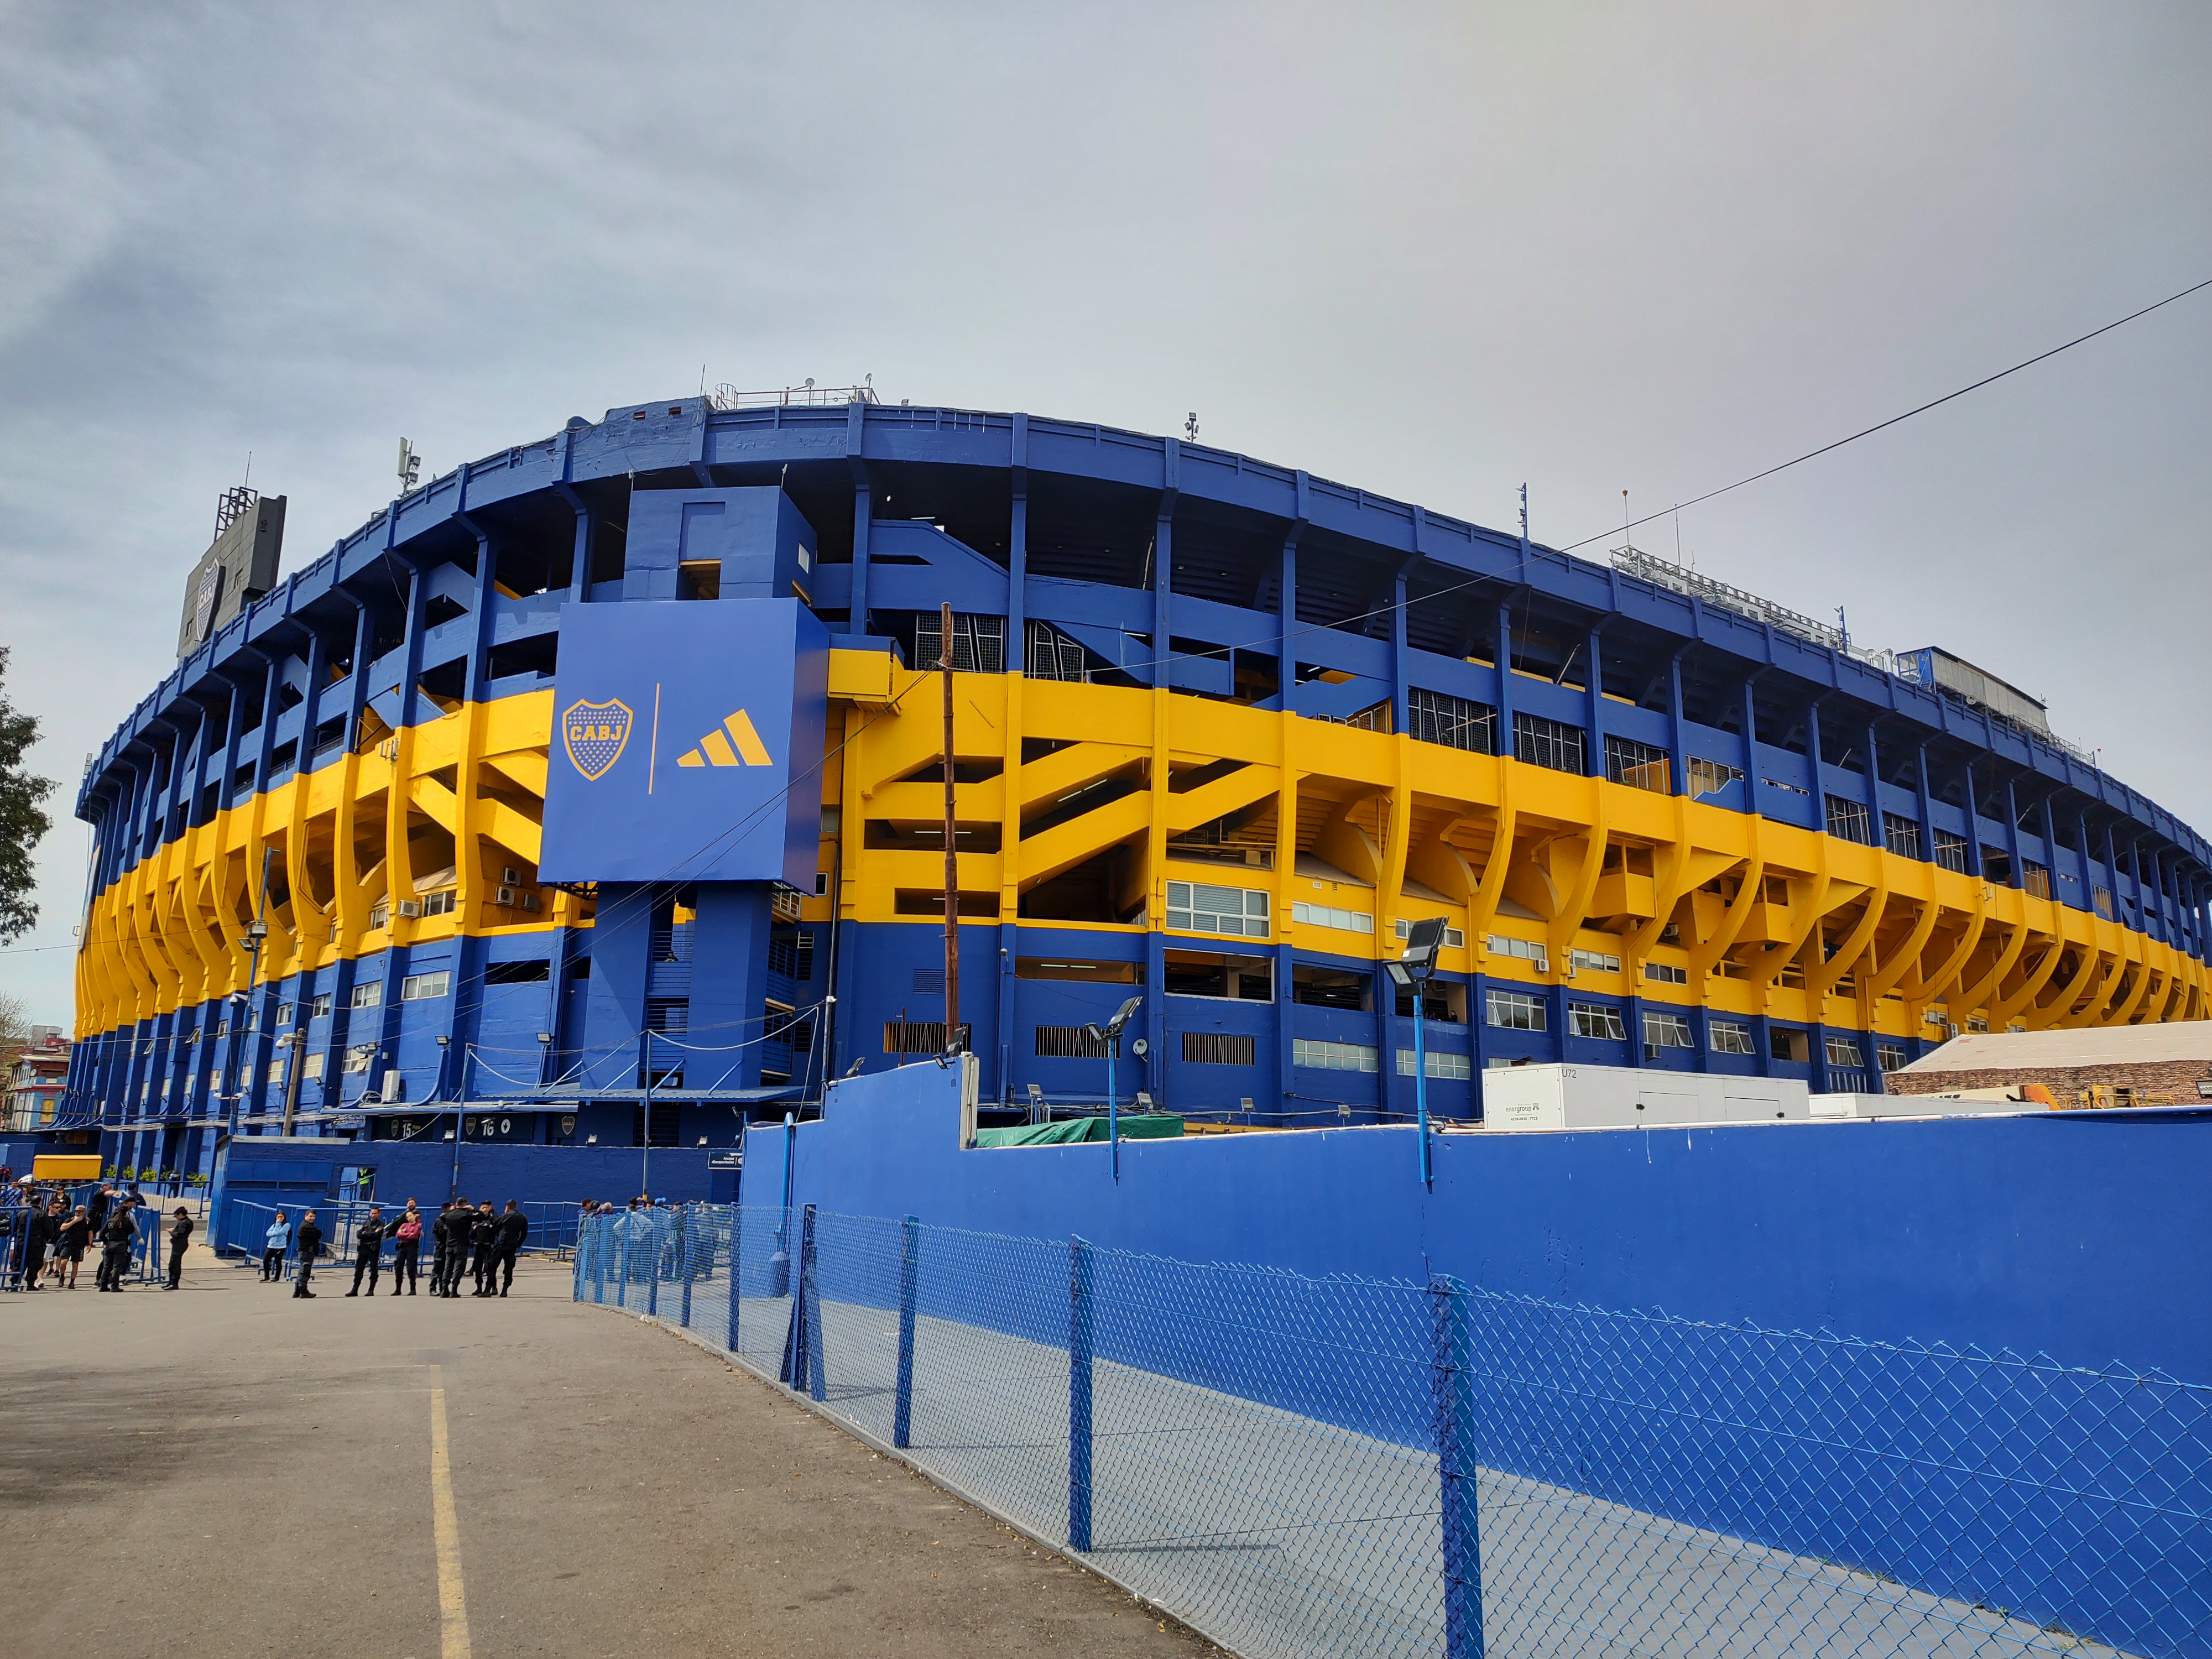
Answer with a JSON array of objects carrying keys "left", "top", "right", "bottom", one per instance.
[{"left": 0, "top": 647, "right": 54, "bottom": 946}]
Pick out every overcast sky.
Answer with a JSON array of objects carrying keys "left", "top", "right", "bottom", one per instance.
[{"left": 2, "top": 3, "right": 2206, "bottom": 1025}]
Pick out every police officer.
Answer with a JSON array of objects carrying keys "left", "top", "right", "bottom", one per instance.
[
  {"left": 293, "top": 1209, "right": 324, "bottom": 1297},
  {"left": 165, "top": 1206, "right": 194, "bottom": 1290},
  {"left": 95, "top": 1203, "right": 136, "bottom": 1291},
  {"left": 347, "top": 1205, "right": 388, "bottom": 1297},
  {"left": 487, "top": 1201, "right": 529, "bottom": 1297},
  {"left": 468, "top": 1202, "right": 499, "bottom": 1295},
  {"left": 428, "top": 1200, "right": 455, "bottom": 1296}
]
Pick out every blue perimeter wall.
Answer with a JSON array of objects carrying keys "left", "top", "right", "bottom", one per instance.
[{"left": 747, "top": 1063, "right": 2212, "bottom": 1383}]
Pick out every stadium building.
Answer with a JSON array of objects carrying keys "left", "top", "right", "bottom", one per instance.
[{"left": 63, "top": 388, "right": 2212, "bottom": 1180}]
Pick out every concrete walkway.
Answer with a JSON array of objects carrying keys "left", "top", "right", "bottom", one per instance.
[{"left": 0, "top": 1245, "right": 1218, "bottom": 1658}]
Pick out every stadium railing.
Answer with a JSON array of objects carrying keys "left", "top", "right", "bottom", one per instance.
[{"left": 577, "top": 1202, "right": 2212, "bottom": 1659}]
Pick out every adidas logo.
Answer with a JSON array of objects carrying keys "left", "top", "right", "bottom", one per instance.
[{"left": 677, "top": 709, "right": 774, "bottom": 769}]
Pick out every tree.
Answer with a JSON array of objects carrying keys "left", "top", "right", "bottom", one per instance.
[{"left": 0, "top": 646, "right": 54, "bottom": 946}]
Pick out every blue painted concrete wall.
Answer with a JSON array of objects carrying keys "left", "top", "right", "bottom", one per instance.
[{"left": 748, "top": 1063, "right": 2212, "bottom": 1383}]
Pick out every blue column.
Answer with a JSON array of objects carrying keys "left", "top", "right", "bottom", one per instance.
[
  {"left": 689, "top": 884, "right": 775, "bottom": 1094},
  {"left": 1583, "top": 624, "right": 1604, "bottom": 776},
  {"left": 579, "top": 881, "right": 654, "bottom": 1091},
  {"left": 1495, "top": 604, "right": 1516, "bottom": 754},
  {"left": 2002, "top": 776, "right": 2026, "bottom": 889},
  {"left": 1960, "top": 760, "right": 1985, "bottom": 880},
  {"left": 1279, "top": 529, "right": 1300, "bottom": 716},
  {"left": 1665, "top": 647, "right": 1691, "bottom": 799},
  {"left": 1739, "top": 678, "right": 1764, "bottom": 806},
  {"left": 1067, "top": 1234, "right": 1094, "bottom": 1552},
  {"left": 1916, "top": 746, "right": 1938, "bottom": 866}
]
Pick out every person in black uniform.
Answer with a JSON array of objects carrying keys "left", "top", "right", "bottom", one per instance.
[
  {"left": 95, "top": 1204, "right": 136, "bottom": 1291},
  {"left": 293, "top": 1209, "right": 324, "bottom": 1297},
  {"left": 390, "top": 1201, "right": 424, "bottom": 1294},
  {"left": 86, "top": 1183, "right": 113, "bottom": 1237},
  {"left": 22, "top": 1198, "right": 61, "bottom": 1290},
  {"left": 427, "top": 1201, "right": 453, "bottom": 1297},
  {"left": 347, "top": 1206, "right": 388, "bottom": 1296},
  {"left": 440, "top": 1199, "right": 474, "bottom": 1297},
  {"left": 165, "top": 1206, "right": 194, "bottom": 1289},
  {"left": 488, "top": 1201, "right": 529, "bottom": 1297},
  {"left": 468, "top": 1202, "right": 499, "bottom": 1295}
]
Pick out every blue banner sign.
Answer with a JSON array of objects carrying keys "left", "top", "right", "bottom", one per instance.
[{"left": 540, "top": 598, "right": 830, "bottom": 886}]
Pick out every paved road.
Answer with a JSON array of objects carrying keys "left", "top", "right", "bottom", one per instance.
[{"left": 0, "top": 1246, "right": 1217, "bottom": 1658}]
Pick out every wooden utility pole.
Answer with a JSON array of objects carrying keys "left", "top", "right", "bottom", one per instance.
[{"left": 938, "top": 603, "right": 962, "bottom": 1052}]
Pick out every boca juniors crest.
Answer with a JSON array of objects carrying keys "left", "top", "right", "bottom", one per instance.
[{"left": 561, "top": 698, "right": 633, "bottom": 780}]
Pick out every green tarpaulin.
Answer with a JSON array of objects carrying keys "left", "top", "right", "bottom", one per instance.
[{"left": 973, "top": 1114, "right": 1185, "bottom": 1148}]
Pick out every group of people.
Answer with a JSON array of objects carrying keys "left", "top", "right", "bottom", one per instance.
[
  {"left": 259, "top": 1198, "right": 531, "bottom": 1300},
  {"left": 11, "top": 1182, "right": 196, "bottom": 1291}
]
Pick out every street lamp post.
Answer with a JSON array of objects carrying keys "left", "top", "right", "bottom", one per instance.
[
  {"left": 1082, "top": 996, "right": 1144, "bottom": 1181},
  {"left": 1385, "top": 918, "right": 1449, "bottom": 1186}
]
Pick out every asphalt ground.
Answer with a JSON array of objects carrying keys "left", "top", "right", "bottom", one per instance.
[{"left": 0, "top": 1245, "right": 1217, "bottom": 1658}]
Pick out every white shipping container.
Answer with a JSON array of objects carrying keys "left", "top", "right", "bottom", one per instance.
[{"left": 1478, "top": 1065, "right": 1810, "bottom": 1132}]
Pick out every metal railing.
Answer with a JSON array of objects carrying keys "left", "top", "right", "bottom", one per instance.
[
  {"left": 1, "top": 1201, "right": 168, "bottom": 1289},
  {"left": 709, "top": 380, "right": 882, "bottom": 410},
  {"left": 579, "top": 1203, "right": 2212, "bottom": 1659},
  {"left": 220, "top": 1199, "right": 578, "bottom": 1282}
]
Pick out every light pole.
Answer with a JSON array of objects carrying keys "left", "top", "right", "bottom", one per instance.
[
  {"left": 1082, "top": 995, "right": 1143, "bottom": 1180},
  {"left": 1384, "top": 918, "right": 1448, "bottom": 1185},
  {"left": 639, "top": 1029, "right": 654, "bottom": 1202}
]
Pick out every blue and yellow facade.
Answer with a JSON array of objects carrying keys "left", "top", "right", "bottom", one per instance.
[{"left": 66, "top": 395, "right": 2212, "bottom": 1178}]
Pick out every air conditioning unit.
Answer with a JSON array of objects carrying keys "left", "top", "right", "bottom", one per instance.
[
  {"left": 519, "top": 892, "right": 541, "bottom": 911},
  {"left": 397, "top": 899, "right": 422, "bottom": 917},
  {"left": 502, "top": 867, "right": 521, "bottom": 885},
  {"left": 495, "top": 886, "right": 517, "bottom": 906}
]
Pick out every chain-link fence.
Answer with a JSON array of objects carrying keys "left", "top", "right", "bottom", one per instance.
[{"left": 578, "top": 1204, "right": 2211, "bottom": 1659}]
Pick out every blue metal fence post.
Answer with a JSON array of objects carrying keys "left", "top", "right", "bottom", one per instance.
[
  {"left": 726, "top": 1203, "right": 744, "bottom": 1354},
  {"left": 1431, "top": 1274, "right": 1483, "bottom": 1659},
  {"left": 1107, "top": 1046, "right": 1119, "bottom": 1180},
  {"left": 802, "top": 1205, "right": 825, "bottom": 1403},
  {"left": 780, "top": 1203, "right": 820, "bottom": 1394},
  {"left": 646, "top": 1211, "right": 662, "bottom": 1318},
  {"left": 678, "top": 1208, "right": 693, "bottom": 1328},
  {"left": 594, "top": 1215, "right": 607, "bottom": 1304},
  {"left": 894, "top": 1213, "right": 920, "bottom": 1449},
  {"left": 1068, "top": 1234, "right": 1094, "bottom": 1552},
  {"left": 617, "top": 1212, "right": 631, "bottom": 1309},
  {"left": 572, "top": 1224, "right": 585, "bottom": 1301}
]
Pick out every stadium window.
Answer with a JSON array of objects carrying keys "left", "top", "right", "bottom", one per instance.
[
  {"left": 2023, "top": 863, "right": 2051, "bottom": 900},
  {"left": 1394, "top": 917, "right": 1465, "bottom": 949},
  {"left": 350, "top": 982, "right": 383, "bottom": 1009},
  {"left": 915, "top": 611, "right": 1006, "bottom": 674},
  {"left": 1770, "top": 1027, "right": 1810, "bottom": 1063},
  {"left": 891, "top": 1020, "right": 972, "bottom": 1055},
  {"left": 1164, "top": 951, "right": 1273, "bottom": 1002},
  {"left": 1933, "top": 831, "right": 1969, "bottom": 873},
  {"left": 1182, "top": 1032, "right": 1258, "bottom": 1066},
  {"left": 1569, "top": 947, "right": 1621, "bottom": 975},
  {"left": 342, "top": 1045, "right": 374, "bottom": 1074},
  {"left": 400, "top": 971, "right": 451, "bottom": 1001},
  {"left": 1407, "top": 687, "right": 1495, "bottom": 754},
  {"left": 1876, "top": 1042, "right": 1907, "bottom": 1073},
  {"left": 1396, "top": 1048, "right": 1472, "bottom": 1079},
  {"left": 276, "top": 1002, "right": 294, "bottom": 1027},
  {"left": 1393, "top": 982, "right": 1462, "bottom": 1023},
  {"left": 1292, "top": 901, "right": 1371, "bottom": 935},
  {"left": 1687, "top": 757, "right": 1744, "bottom": 800},
  {"left": 1032, "top": 1024, "right": 1109, "bottom": 1059},
  {"left": 1166, "top": 880, "right": 1271, "bottom": 938},
  {"left": 1603, "top": 735, "right": 1671, "bottom": 794},
  {"left": 2092, "top": 885, "right": 2114, "bottom": 920},
  {"left": 1642, "top": 1011, "right": 1694, "bottom": 1050},
  {"left": 1709, "top": 1020, "right": 1754, "bottom": 1056},
  {"left": 1884, "top": 813, "right": 1922, "bottom": 859},
  {"left": 1644, "top": 962, "right": 1688, "bottom": 985},
  {"left": 483, "top": 959, "right": 551, "bottom": 985},
  {"left": 1824, "top": 1036, "right": 1866, "bottom": 1070},
  {"left": 304, "top": 1052, "right": 326, "bottom": 1081},
  {"left": 1824, "top": 796, "right": 1873, "bottom": 845},
  {"left": 368, "top": 900, "right": 390, "bottom": 930},
  {"left": 1025, "top": 620, "right": 1088, "bottom": 682},
  {"left": 1486, "top": 934, "right": 1548, "bottom": 972},
  {"left": 310, "top": 993, "right": 333, "bottom": 1020},
  {"left": 1486, "top": 989, "right": 1547, "bottom": 1031},
  {"left": 1568, "top": 1001, "right": 1626, "bottom": 1041},
  {"left": 1512, "top": 712, "right": 1585, "bottom": 775},
  {"left": 1292, "top": 1038, "right": 1378, "bottom": 1073},
  {"left": 266, "top": 1060, "right": 286, "bottom": 1084},
  {"left": 1291, "top": 964, "right": 1369, "bottom": 1011},
  {"left": 421, "top": 889, "right": 456, "bottom": 917}
]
